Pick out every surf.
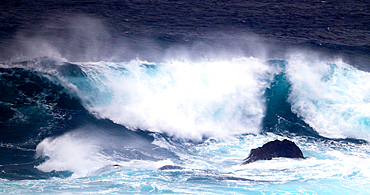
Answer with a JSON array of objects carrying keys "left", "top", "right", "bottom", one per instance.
[{"left": 1, "top": 52, "right": 370, "bottom": 195}]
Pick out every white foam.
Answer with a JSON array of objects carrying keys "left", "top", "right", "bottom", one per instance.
[
  {"left": 74, "top": 57, "right": 273, "bottom": 140},
  {"left": 152, "top": 133, "right": 370, "bottom": 184},
  {"left": 286, "top": 53, "right": 370, "bottom": 140},
  {"left": 13, "top": 133, "right": 370, "bottom": 193},
  {"left": 35, "top": 130, "right": 107, "bottom": 177},
  {"left": 35, "top": 126, "right": 178, "bottom": 177}
]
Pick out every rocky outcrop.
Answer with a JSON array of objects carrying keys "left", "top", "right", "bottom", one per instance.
[
  {"left": 158, "top": 165, "right": 184, "bottom": 171},
  {"left": 242, "top": 139, "right": 304, "bottom": 164}
]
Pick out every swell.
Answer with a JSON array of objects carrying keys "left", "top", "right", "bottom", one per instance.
[
  {"left": 0, "top": 65, "right": 85, "bottom": 179},
  {"left": 0, "top": 65, "right": 89, "bottom": 145},
  {"left": 0, "top": 58, "right": 164, "bottom": 180}
]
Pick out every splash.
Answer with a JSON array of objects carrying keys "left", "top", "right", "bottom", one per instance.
[
  {"left": 286, "top": 54, "right": 370, "bottom": 140},
  {"left": 35, "top": 130, "right": 102, "bottom": 177},
  {"left": 67, "top": 57, "right": 273, "bottom": 140}
]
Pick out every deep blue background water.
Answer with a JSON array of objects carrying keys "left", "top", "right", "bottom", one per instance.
[{"left": 1, "top": 0, "right": 370, "bottom": 63}]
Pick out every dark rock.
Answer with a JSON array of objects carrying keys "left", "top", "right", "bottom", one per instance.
[
  {"left": 242, "top": 139, "right": 304, "bottom": 164},
  {"left": 158, "top": 165, "right": 184, "bottom": 171}
]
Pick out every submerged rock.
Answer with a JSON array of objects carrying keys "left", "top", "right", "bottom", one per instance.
[
  {"left": 242, "top": 139, "right": 304, "bottom": 164},
  {"left": 158, "top": 165, "right": 184, "bottom": 171}
]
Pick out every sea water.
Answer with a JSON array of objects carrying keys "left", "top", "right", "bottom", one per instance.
[{"left": 1, "top": 0, "right": 370, "bottom": 194}]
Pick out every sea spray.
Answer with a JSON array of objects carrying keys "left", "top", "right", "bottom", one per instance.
[
  {"left": 286, "top": 54, "right": 370, "bottom": 141},
  {"left": 72, "top": 57, "right": 274, "bottom": 140}
]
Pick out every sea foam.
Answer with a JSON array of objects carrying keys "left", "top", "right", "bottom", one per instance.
[
  {"left": 71, "top": 57, "right": 273, "bottom": 140},
  {"left": 286, "top": 54, "right": 370, "bottom": 141}
]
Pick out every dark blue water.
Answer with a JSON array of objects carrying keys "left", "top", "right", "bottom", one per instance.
[
  {"left": 1, "top": 1, "right": 370, "bottom": 194},
  {"left": 1, "top": 0, "right": 370, "bottom": 62}
]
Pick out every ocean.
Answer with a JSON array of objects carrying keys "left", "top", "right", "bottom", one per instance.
[{"left": 1, "top": 0, "right": 370, "bottom": 194}]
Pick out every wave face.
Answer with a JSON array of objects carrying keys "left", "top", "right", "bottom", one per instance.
[
  {"left": 264, "top": 56, "right": 370, "bottom": 142},
  {"left": 286, "top": 55, "right": 370, "bottom": 140},
  {"left": 0, "top": 58, "right": 176, "bottom": 179},
  {"left": 1, "top": 55, "right": 370, "bottom": 194},
  {"left": 0, "top": 60, "right": 86, "bottom": 179}
]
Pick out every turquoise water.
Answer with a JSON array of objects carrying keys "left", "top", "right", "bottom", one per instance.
[{"left": 1, "top": 134, "right": 370, "bottom": 194}]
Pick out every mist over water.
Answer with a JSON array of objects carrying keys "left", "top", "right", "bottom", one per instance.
[
  {"left": 6, "top": 16, "right": 270, "bottom": 64},
  {"left": 3, "top": 16, "right": 117, "bottom": 62}
]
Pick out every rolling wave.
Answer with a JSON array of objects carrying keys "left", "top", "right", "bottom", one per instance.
[{"left": 1, "top": 53, "right": 369, "bottom": 181}]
